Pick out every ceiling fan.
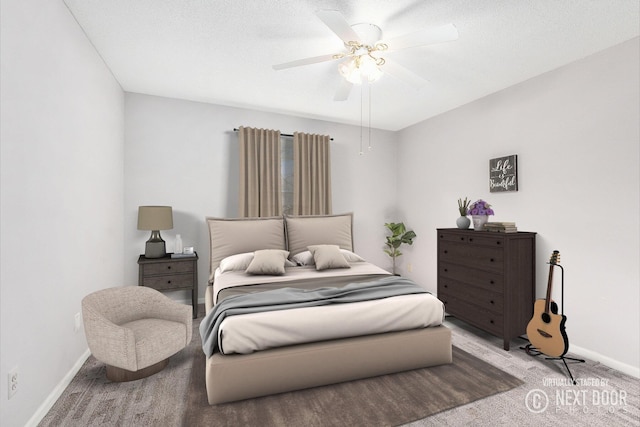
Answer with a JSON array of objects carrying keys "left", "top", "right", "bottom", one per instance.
[{"left": 272, "top": 10, "right": 458, "bottom": 101}]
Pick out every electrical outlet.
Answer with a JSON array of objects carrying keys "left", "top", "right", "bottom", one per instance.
[
  {"left": 8, "top": 367, "right": 18, "bottom": 399},
  {"left": 74, "top": 312, "right": 81, "bottom": 333},
  {"left": 407, "top": 263, "right": 413, "bottom": 273}
]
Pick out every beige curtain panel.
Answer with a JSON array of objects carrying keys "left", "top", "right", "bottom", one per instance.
[
  {"left": 238, "top": 126, "right": 282, "bottom": 217},
  {"left": 293, "top": 132, "right": 332, "bottom": 216}
]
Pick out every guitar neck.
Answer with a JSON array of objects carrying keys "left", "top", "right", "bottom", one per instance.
[{"left": 544, "top": 263, "right": 555, "bottom": 314}]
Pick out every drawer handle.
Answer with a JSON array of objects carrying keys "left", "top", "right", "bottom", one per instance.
[
  {"left": 489, "top": 319, "right": 494, "bottom": 324},
  {"left": 444, "top": 268, "right": 448, "bottom": 272},
  {"left": 490, "top": 280, "right": 495, "bottom": 284},
  {"left": 460, "top": 237, "right": 464, "bottom": 241},
  {"left": 490, "top": 258, "right": 495, "bottom": 262},
  {"left": 489, "top": 300, "right": 495, "bottom": 304},
  {"left": 167, "top": 280, "right": 172, "bottom": 284},
  {"left": 167, "top": 266, "right": 172, "bottom": 270},
  {"left": 443, "top": 250, "right": 448, "bottom": 254},
  {"left": 444, "top": 284, "right": 448, "bottom": 288},
  {"left": 496, "top": 241, "right": 501, "bottom": 245},
  {"left": 469, "top": 238, "right": 474, "bottom": 242}
]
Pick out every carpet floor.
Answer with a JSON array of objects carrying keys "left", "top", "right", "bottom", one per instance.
[
  {"left": 38, "top": 312, "right": 639, "bottom": 426},
  {"left": 184, "top": 345, "right": 521, "bottom": 426}
]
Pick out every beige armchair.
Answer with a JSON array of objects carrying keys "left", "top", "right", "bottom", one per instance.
[{"left": 82, "top": 286, "right": 192, "bottom": 382}]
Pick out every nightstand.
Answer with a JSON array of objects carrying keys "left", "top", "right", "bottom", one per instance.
[{"left": 138, "top": 253, "right": 198, "bottom": 318}]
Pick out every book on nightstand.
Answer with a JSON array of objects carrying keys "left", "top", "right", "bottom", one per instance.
[{"left": 484, "top": 222, "right": 518, "bottom": 233}]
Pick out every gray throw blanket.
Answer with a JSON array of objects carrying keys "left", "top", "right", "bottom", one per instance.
[{"left": 200, "top": 276, "right": 428, "bottom": 357}]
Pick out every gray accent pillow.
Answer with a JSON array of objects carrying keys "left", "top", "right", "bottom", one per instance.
[
  {"left": 308, "top": 245, "right": 351, "bottom": 271},
  {"left": 206, "top": 216, "right": 285, "bottom": 282},
  {"left": 246, "top": 249, "right": 290, "bottom": 275},
  {"left": 285, "top": 213, "right": 353, "bottom": 257}
]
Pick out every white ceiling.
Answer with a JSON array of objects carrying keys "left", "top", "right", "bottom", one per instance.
[{"left": 63, "top": 0, "right": 639, "bottom": 131}]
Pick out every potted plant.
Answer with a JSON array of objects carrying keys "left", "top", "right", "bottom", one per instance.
[
  {"left": 468, "top": 199, "right": 495, "bottom": 231},
  {"left": 457, "top": 197, "right": 471, "bottom": 229},
  {"left": 384, "top": 222, "right": 417, "bottom": 275}
]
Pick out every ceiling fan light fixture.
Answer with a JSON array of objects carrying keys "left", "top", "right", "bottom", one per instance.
[{"left": 339, "top": 55, "right": 383, "bottom": 84}]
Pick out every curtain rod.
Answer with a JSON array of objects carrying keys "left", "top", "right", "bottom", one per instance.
[{"left": 233, "top": 128, "right": 333, "bottom": 141}]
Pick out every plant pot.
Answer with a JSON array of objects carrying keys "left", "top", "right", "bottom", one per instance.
[
  {"left": 472, "top": 215, "right": 489, "bottom": 231},
  {"left": 456, "top": 216, "right": 471, "bottom": 229}
]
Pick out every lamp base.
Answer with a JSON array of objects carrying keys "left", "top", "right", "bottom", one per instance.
[{"left": 144, "top": 230, "right": 166, "bottom": 258}]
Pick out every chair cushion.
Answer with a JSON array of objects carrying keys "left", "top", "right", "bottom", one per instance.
[{"left": 122, "top": 318, "right": 188, "bottom": 370}]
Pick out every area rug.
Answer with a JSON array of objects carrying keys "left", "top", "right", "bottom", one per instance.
[{"left": 184, "top": 344, "right": 523, "bottom": 427}]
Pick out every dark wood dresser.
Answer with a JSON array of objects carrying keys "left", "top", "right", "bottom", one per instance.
[{"left": 437, "top": 228, "right": 536, "bottom": 350}]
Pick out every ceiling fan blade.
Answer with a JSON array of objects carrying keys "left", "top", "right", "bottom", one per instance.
[
  {"left": 383, "top": 60, "right": 429, "bottom": 88},
  {"left": 272, "top": 53, "right": 338, "bottom": 70},
  {"left": 385, "top": 23, "right": 458, "bottom": 51},
  {"left": 316, "top": 10, "right": 361, "bottom": 44},
  {"left": 334, "top": 79, "right": 353, "bottom": 101}
]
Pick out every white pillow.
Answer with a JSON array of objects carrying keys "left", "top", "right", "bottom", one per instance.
[
  {"left": 308, "top": 245, "right": 351, "bottom": 271},
  {"left": 220, "top": 252, "right": 296, "bottom": 274},
  {"left": 293, "top": 249, "right": 365, "bottom": 266},
  {"left": 219, "top": 252, "right": 254, "bottom": 273},
  {"left": 246, "top": 249, "right": 291, "bottom": 275}
]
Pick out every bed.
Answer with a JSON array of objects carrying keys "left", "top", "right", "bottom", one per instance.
[{"left": 201, "top": 213, "right": 452, "bottom": 405}]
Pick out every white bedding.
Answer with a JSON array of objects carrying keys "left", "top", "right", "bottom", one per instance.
[{"left": 218, "top": 292, "right": 445, "bottom": 354}]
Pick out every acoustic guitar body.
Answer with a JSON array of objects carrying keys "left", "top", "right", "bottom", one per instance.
[{"left": 526, "top": 298, "right": 569, "bottom": 358}]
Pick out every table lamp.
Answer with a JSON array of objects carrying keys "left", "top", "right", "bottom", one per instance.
[{"left": 137, "top": 206, "right": 173, "bottom": 258}]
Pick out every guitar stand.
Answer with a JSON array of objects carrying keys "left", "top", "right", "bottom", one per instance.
[
  {"left": 521, "top": 263, "right": 585, "bottom": 385},
  {"left": 521, "top": 344, "right": 585, "bottom": 385}
]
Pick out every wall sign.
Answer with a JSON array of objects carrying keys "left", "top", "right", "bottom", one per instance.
[{"left": 489, "top": 155, "right": 518, "bottom": 192}]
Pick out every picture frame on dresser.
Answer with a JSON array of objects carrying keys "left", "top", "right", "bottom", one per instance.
[{"left": 437, "top": 228, "right": 536, "bottom": 350}]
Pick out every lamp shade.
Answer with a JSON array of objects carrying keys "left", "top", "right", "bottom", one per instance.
[{"left": 137, "top": 206, "right": 173, "bottom": 231}]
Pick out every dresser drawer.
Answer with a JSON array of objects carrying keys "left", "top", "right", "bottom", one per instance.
[
  {"left": 440, "top": 294, "right": 503, "bottom": 336},
  {"left": 439, "top": 279, "right": 503, "bottom": 313},
  {"left": 141, "top": 261, "right": 194, "bottom": 276},
  {"left": 438, "top": 231, "right": 505, "bottom": 248},
  {"left": 439, "top": 242, "right": 504, "bottom": 272},
  {"left": 142, "top": 273, "right": 194, "bottom": 290},
  {"left": 439, "top": 262, "right": 503, "bottom": 292}
]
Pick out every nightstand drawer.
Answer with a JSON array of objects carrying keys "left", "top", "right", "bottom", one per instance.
[
  {"left": 142, "top": 274, "right": 194, "bottom": 290},
  {"left": 141, "top": 261, "right": 194, "bottom": 276}
]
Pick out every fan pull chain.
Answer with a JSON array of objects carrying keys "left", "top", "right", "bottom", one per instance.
[
  {"left": 359, "top": 86, "right": 364, "bottom": 155},
  {"left": 368, "top": 84, "right": 372, "bottom": 151}
]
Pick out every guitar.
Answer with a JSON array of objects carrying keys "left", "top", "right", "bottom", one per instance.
[{"left": 526, "top": 250, "right": 569, "bottom": 358}]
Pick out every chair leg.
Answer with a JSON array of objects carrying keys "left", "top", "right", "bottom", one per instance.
[{"left": 106, "top": 358, "right": 169, "bottom": 382}]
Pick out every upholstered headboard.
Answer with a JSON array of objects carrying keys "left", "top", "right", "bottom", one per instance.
[
  {"left": 206, "top": 216, "right": 286, "bottom": 282},
  {"left": 205, "top": 213, "right": 354, "bottom": 283},
  {"left": 284, "top": 213, "right": 353, "bottom": 256}
]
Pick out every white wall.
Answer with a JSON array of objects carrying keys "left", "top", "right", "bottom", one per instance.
[
  {"left": 396, "top": 38, "right": 639, "bottom": 375},
  {"left": 124, "top": 93, "right": 398, "bottom": 299},
  {"left": 0, "top": 0, "right": 125, "bottom": 425}
]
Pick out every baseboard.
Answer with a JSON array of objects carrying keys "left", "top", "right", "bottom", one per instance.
[
  {"left": 445, "top": 316, "right": 640, "bottom": 379},
  {"left": 569, "top": 343, "right": 640, "bottom": 379},
  {"left": 25, "top": 349, "right": 91, "bottom": 427}
]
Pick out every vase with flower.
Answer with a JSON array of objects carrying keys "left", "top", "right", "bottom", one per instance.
[
  {"left": 456, "top": 197, "right": 471, "bottom": 229},
  {"left": 468, "top": 199, "right": 494, "bottom": 231}
]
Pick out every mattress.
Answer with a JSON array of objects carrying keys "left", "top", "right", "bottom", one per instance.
[{"left": 218, "top": 292, "right": 444, "bottom": 354}]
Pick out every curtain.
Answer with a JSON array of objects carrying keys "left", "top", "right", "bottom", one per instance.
[
  {"left": 292, "top": 132, "right": 332, "bottom": 215},
  {"left": 238, "top": 126, "right": 282, "bottom": 217}
]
